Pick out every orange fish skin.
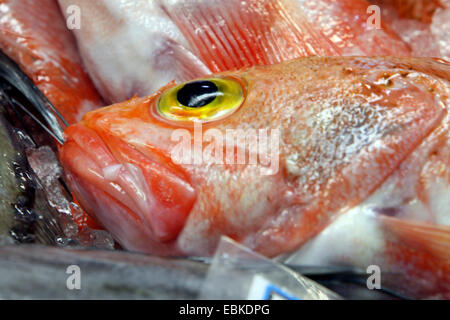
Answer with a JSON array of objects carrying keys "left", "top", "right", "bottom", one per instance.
[
  {"left": 60, "top": 56, "right": 449, "bottom": 297},
  {"left": 0, "top": 0, "right": 103, "bottom": 124}
]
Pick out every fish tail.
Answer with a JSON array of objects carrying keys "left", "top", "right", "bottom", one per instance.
[
  {"left": 381, "top": 216, "right": 450, "bottom": 298},
  {"left": 160, "top": 0, "right": 340, "bottom": 73}
]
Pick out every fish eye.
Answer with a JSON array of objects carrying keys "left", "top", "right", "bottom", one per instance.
[{"left": 157, "top": 77, "right": 245, "bottom": 122}]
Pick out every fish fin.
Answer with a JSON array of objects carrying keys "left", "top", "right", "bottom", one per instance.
[
  {"left": 381, "top": 216, "right": 450, "bottom": 263},
  {"left": 0, "top": 49, "right": 66, "bottom": 144},
  {"left": 380, "top": 216, "right": 450, "bottom": 298},
  {"left": 160, "top": 0, "right": 340, "bottom": 73}
]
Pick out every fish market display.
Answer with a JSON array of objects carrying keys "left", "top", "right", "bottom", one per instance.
[
  {"left": 0, "top": 0, "right": 106, "bottom": 232},
  {"left": 58, "top": 56, "right": 449, "bottom": 298},
  {"left": 0, "top": 0, "right": 448, "bottom": 301},
  {"left": 0, "top": 0, "right": 103, "bottom": 124}
]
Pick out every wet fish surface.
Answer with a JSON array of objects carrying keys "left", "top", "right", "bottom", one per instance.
[
  {"left": 0, "top": 0, "right": 448, "bottom": 300},
  {"left": 57, "top": 56, "right": 450, "bottom": 298}
]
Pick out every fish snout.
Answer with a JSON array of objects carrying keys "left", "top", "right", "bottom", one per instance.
[{"left": 59, "top": 123, "right": 196, "bottom": 254}]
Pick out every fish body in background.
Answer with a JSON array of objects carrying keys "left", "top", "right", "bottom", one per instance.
[
  {"left": 295, "top": 0, "right": 412, "bottom": 55},
  {"left": 59, "top": 56, "right": 450, "bottom": 298},
  {"left": 58, "top": 0, "right": 416, "bottom": 105},
  {"left": 57, "top": 0, "right": 340, "bottom": 104},
  {"left": 0, "top": 0, "right": 103, "bottom": 124},
  {"left": 372, "top": 0, "right": 450, "bottom": 61},
  {"left": 376, "top": 0, "right": 445, "bottom": 23}
]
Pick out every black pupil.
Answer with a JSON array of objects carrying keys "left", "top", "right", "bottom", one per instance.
[{"left": 177, "top": 81, "right": 219, "bottom": 108}]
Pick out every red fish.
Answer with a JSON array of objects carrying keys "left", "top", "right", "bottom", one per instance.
[{"left": 59, "top": 56, "right": 450, "bottom": 298}]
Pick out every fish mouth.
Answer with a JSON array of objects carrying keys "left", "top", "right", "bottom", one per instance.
[{"left": 59, "top": 123, "right": 196, "bottom": 254}]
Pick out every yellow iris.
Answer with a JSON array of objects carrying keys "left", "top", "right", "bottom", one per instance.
[{"left": 157, "top": 77, "right": 245, "bottom": 122}]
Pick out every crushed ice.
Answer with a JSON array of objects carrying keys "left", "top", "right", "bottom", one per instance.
[{"left": 26, "top": 145, "right": 115, "bottom": 250}]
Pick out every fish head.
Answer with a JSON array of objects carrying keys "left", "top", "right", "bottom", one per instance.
[
  {"left": 59, "top": 65, "right": 282, "bottom": 254},
  {"left": 59, "top": 91, "right": 199, "bottom": 254},
  {"left": 59, "top": 57, "right": 448, "bottom": 256}
]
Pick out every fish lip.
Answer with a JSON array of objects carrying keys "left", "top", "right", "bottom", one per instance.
[{"left": 60, "top": 123, "right": 197, "bottom": 247}]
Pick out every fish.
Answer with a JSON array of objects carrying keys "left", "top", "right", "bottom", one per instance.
[
  {"left": 51, "top": 56, "right": 450, "bottom": 298},
  {"left": 1, "top": 45, "right": 420, "bottom": 300},
  {"left": 0, "top": 0, "right": 103, "bottom": 124},
  {"left": 57, "top": 0, "right": 342, "bottom": 103}
]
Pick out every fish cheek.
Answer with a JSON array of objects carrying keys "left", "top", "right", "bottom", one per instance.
[{"left": 253, "top": 90, "right": 446, "bottom": 256}]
